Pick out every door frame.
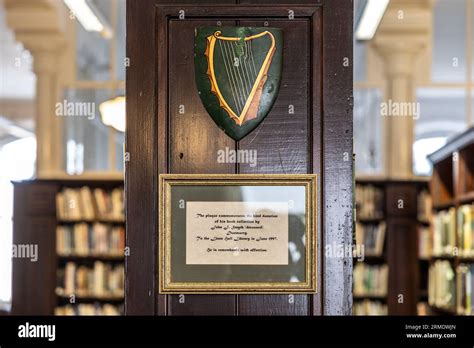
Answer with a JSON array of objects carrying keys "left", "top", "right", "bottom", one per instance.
[{"left": 125, "top": 0, "right": 353, "bottom": 315}]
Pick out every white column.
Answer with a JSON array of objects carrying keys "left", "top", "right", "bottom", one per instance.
[
  {"left": 372, "top": 0, "right": 432, "bottom": 178},
  {"left": 5, "top": 1, "right": 67, "bottom": 177},
  {"left": 15, "top": 35, "right": 65, "bottom": 177}
]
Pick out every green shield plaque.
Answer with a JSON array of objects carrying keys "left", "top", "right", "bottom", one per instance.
[{"left": 195, "top": 27, "right": 283, "bottom": 141}]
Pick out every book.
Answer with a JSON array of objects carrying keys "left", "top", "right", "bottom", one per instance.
[
  {"left": 417, "top": 189, "right": 432, "bottom": 222},
  {"left": 471, "top": 266, "right": 474, "bottom": 315},
  {"left": 456, "top": 264, "right": 473, "bottom": 315},
  {"left": 458, "top": 204, "right": 474, "bottom": 258},
  {"left": 432, "top": 208, "right": 456, "bottom": 257},
  {"left": 418, "top": 226, "right": 432, "bottom": 259},
  {"left": 56, "top": 186, "right": 124, "bottom": 221},
  {"left": 94, "top": 188, "right": 124, "bottom": 220},
  {"left": 355, "top": 222, "right": 386, "bottom": 256},
  {"left": 55, "top": 303, "right": 123, "bottom": 316},
  {"left": 79, "top": 187, "right": 95, "bottom": 220},
  {"left": 428, "top": 260, "right": 455, "bottom": 310},
  {"left": 356, "top": 184, "right": 384, "bottom": 220},
  {"left": 353, "top": 300, "right": 387, "bottom": 315},
  {"left": 353, "top": 263, "right": 388, "bottom": 297},
  {"left": 56, "top": 223, "right": 125, "bottom": 257},
  {"left": 64, "top": 262, "right": 76, "bottom": 295},
  {"left": 57, "top": 261, "right": 124, "bottom": 298}
]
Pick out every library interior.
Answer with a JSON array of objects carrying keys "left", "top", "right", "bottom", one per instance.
[{"left": 0, "top": 0, "right": 473, "bottom": 317}]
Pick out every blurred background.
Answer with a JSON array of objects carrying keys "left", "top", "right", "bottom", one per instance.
[
  {"left": 0, "top": 0, "right": 125, "bottom": 315},
  {"left": 0, "top": 0, "right": 473, "bottom": 315}
]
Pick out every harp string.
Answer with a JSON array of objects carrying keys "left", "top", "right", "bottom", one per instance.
[
  {"left": 229, "top": 42, "right": 250, "bottom": 107},
  {"left": 223, "top": 41, "right": 245, "bottom": 113},
  {"left": 241, "top": 41, "right": 254, "bottom": 99},
  {"left": 248, "top": 40, "right": 258, "bottom": 79},
  {"left": 215, "top": 34, "right": 266, "bottom": 116},
  {"left": 218, "top": 39, "right": 242, "bottom": 114},
  {"left": 221, "top": 40, "right": 243, "bottom": 113},
  {"left": 236, "top": 40, "right": 251, "bottom": 98}
]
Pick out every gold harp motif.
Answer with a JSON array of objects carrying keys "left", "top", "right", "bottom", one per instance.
[{"left": 204, "top": 31, "right": 276, "bottom": 126}]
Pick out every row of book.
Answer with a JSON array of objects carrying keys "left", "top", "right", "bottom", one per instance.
[
  {"left": 432, "top": 208, "right": 456, "bottom": 257},
  {"left": 428, "top": 260, "right": 455, "bottom": 310},
  {"left": 353, "top": 264, "right": 388, "bottom": 297},
  {"left": 432, "top": 205, "right": 474, "bottom": 257},
  {"left": 55, "top": 304, "right": 123, "bottom": 316},
  {"left": 355, "top": 222, "right": 386, "bottom": 256},
  {"left": 456, "top": 264, "right": 474, "bottom": 315},
  {"left": 429, "top": 261, "right": 474, "bottom": 315},
  {"left": 355, "top": 185, "right": 384, "bottom": 220},
  {"left": 458, "top": 204, "right": 474, "bottom": 257},
  {"left": 56, "top": 223, "right": 125, "bottom": 256},
  {"left": 353, "top": 300, "right": 387, "bottom": 315},
  {"left": 56, "top": 186, "right": 124, "bottom": 221},
  {"left": 58, "top": 261, "right": 124, "bottom": 297}
]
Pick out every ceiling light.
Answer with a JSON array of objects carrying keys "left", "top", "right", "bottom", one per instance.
[
  {"left": 63, "top": 0, "right": 113, "bottom": 39},
  {"left": 355, "top": 0, "right": 390, "bottom": 40}
]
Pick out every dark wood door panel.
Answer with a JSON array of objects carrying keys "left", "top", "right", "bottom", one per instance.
[
  {"left": 169, "top": 19, "right": 236, "bottom": 175},
  {"left": 238, "top": 19, "right": 310, "bottom": 175},
  {"left": 167, "top": 19, "right": 237, "bottom": 315},
  {"left": 168, "top": 295, "right": 236, "bottom": 316},
  {"left": 239, "top": 0, "right": 317, "bottom": 3},
  {"left": 239, "top": 294, "right": 309, "bottom": 316},
  {"left": 126, "top": 0, "right": 352, "bottom": 316},
  {"left": 237, "top": 19, "right": 311, "bottom": 315}
]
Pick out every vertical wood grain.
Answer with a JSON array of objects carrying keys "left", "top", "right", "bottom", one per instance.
[
  {"left": 238, "top": 19, "right": 311, "bottom": 316},
  {"left": 311, "top": 8, "right": 323, "bottom": 316},
  {"left": 125, "top": 0, "right": 158, "bottom": 315},
  {"left": 167, "top": 18, "right": 237, "bottom": 315},
  {"left": 321, "top": 0, "right": 354, "bottom": 315}
]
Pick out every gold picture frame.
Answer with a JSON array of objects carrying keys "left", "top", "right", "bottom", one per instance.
[{"left": 158, "top": 174, "right": 317, "bottom": 294}]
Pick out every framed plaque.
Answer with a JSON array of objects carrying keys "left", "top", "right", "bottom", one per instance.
[{"left": 158, "top": 174, "right": 317, "bottom": 293}]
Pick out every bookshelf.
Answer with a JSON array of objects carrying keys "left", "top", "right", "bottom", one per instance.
[
  {"left": 12, "top": 179, "right": 125, "bottom": 315},
  {"left": 417, "top": 187, "right": 432, "bottom": 316},
  {"left": 428, "top": 127, "right": 474, "bottom": 316},
  {"left": 354, "top": 178, "right": 429, "bottom": 315},
  {"left": 353, "top": 181, "right": 387, "bottom": 315}
]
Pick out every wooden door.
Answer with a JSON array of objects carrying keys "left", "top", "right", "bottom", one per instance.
[{"left": 126, "top": 0, "right": 353, "bottom": 316}]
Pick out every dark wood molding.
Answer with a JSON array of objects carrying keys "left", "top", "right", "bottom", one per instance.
[
  {"left": 320, "top": 0, "right": 354, "bottom": 315},
  {"left": 125, "top": 0, "right": 158, "bottom": 315}
]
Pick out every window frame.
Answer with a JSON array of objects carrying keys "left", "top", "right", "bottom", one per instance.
[{"left": 60, "top": 0, "right": 125, "bottom": 176}]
